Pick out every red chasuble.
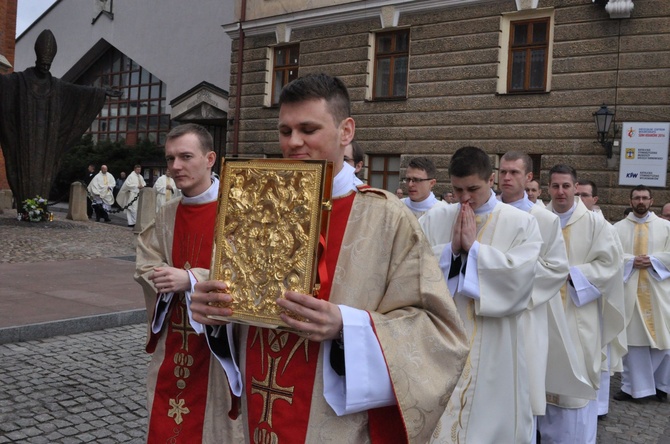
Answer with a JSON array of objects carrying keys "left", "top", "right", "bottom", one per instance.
[
  {"left": 244, "top": 192, "right": 355, "bottom": 442},
  {"left": 147, "top": 201, "right": 217, "bottom": 443}
]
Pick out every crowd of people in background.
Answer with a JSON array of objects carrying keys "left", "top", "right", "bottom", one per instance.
[{"left": 83, "top": 163, "right": 180, "bottom": 227}]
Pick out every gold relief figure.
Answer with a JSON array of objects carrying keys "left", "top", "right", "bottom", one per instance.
[{"left": 210, "top": 159, "right": 331, "bottom": 328}]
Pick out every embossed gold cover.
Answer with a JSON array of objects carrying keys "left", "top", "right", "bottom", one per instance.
[{"left": 209, "top": 158, "right": 333, "bottom": 329}]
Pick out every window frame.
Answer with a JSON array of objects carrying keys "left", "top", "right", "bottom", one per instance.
[
  {"left": 496, "top": 8, "right": 554, "bottom": 95},
  {"left": 507, "top": 17, "right": 550, "bottom": 93},
  {"left": 368, "top": 154, "right": 401, "bottom": 192},
  {"left": 269, "top": 44, "right": 300, "bottom": 106},
  {"left": 372, "top": 28, "right": 410, "bottom": 101}
]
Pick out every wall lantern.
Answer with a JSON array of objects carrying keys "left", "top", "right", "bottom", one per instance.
[{"left": 593, "top": 104, "right": 615, "bottom": 158}]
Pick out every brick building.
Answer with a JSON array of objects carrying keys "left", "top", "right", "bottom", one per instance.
[
  {"left": 224, "top": 0, "right": 670, "bottom": 220},
  {"left": 0, "top": 0, "right": 17, "bottom": 191}
]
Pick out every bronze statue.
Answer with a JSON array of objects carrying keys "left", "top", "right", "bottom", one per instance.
[{"left": 0, "top": 29, "right": 121, "bottom": 209}]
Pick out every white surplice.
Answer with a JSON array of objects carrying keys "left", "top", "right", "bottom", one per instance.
[
  {"left": 421, "top": 194, "right": 543, "bottom": 444},
  {"left": 614, "top": 211, "right": 670, "bottom": 397},
  {"left": 506, "top": 195, "right": 593, "bottom": 416},
  {"left": 538, "top": 198, "right": 625, "bottom": 444}
]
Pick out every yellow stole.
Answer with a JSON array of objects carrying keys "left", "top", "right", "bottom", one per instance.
[
  {"left": 560, "top": 225, "right": 571, "bottom": 307},
  {"left": 634, "top": 222, "right": 656, "bottom": 341}
]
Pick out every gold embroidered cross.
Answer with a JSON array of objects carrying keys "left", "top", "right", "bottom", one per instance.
[
  {"left": 168, "top": 398, "right": 190, "bottom": 425},
  {"left": 171, "top": 303, "right": 197, "bottom": 351},
  {"left": 251, "top": 356, "right": 294, "bottom": 427}
]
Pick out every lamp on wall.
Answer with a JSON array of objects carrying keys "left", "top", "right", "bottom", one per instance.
[{"left": 593, "top": 104, "right": 615, "bottom": 158}]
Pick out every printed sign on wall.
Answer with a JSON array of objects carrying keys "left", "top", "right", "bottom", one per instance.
[{"left": 618, "top": 122, "right": 669, "bottom": 187}]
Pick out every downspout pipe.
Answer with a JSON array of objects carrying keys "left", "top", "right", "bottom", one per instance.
[{"left": 231, "top": 0, "right": 246, "bottom": 157}]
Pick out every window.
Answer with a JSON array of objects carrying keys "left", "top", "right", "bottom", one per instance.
[
  {"left": 271, "top": 44, "right": 299, "bottom": 105},
  {"left": 368, "top": 155, "right": 400, "bottom": 192},
  {"left": 373, "top": 29, "right": 410, "bottom": 99},
  {"left": 507, "top": 18, "right": 550, "bottom": 93},
  {"left": 78, "top": 48, "right": 171, "bottom": 145}
]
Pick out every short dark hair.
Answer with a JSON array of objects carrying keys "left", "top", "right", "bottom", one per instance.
[
  {"left": 166, "top": 123, "right": 214, "bottom": 154},
  {"left": 350, "top": 140, "right": 364, "bottom": 164},
  {"left": 630, "top": 184, "right": 652, "bottom": 200},
  {"left": 579, "top": 180, "right": 598, "bottom": 197},
  {"left": 408, "top": 156, "right": 437, "bottom": 178},
  {"left": 549, "top": 164, "right": 577, "bottom": 184},
  {"left": 449, "top": 146, "right": 492, "bottom": 180},
  {"left": 501, "top": 151, "right": 533, "bottom": 174},
  {"left": 279, "top": 73, "right": 351, "bottom": 126}
]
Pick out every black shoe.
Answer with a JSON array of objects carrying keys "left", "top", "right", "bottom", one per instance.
[
  {"left": 657, "top": 389, "right": 668, "bottom": 401},
  {"left": 96, "top": 219, "right": 101, "bottom": 222},
  {"left": 598, "top": 414, "right": 607, "bottom": 421},
  {"left": 128, "top": 224, "right": 135, "bottom": 228},
  {"left": 614, "top": 390, "right": 633, "bottom": 401},
  {"left": 104, "top": 219, "right": 111, "bottom": 223}
]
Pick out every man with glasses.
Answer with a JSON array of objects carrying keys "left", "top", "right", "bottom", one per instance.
[
  {"left": 343, "top": 140, "right": 364, "bottom": 180},
  {"left": 613, "top": 185, "right": 670, "bottom": 403},
  {"left": 576, "top": 180, "right": 603, "bottom": 218},
  {"left": 575, "top": 179, "right": 618, "bottom": 419},
  {"left": 400, "top": 156, "right": 447, "bottom": 217}
]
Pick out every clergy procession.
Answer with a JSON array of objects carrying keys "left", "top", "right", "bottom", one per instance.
[{"left": 132, "top": 73, "right": 669, "bottom": 444}]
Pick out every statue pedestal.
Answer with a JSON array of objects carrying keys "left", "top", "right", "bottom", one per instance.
[
  {"left": 67, "top": 182, "right": 88, "bottom": 221},
  {"left": 0, "top": 189, "right": 13, "bottom": 212}
]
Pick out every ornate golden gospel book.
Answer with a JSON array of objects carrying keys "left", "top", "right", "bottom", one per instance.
[{"left": 209, "top": 158, "right": 333, "bottom": 329}]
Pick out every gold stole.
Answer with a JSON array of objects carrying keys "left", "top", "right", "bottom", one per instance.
[
  {"left": 452, "top": 212, "right": 494, "bottom": 439},
  {"left": 560, "top": 225, "right": 571, "bottom": 307},
  {"left": 634, "top": 222, "right": 656, "bottom": 341}
]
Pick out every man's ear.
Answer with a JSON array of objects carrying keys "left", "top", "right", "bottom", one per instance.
[
  {"left": 340, "top": 117, "right": 355, "bottom": 147},
  {"left": 207, "top": 151, "right": 217, "bottom": 168}
]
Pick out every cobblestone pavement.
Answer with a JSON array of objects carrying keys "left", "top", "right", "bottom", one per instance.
[
  {"left": 0, "top": 211, "right": 136, "bottom": 264},
  {"left": 1, "top": 330, "right": 668, "bottom": 443},
  {"left": 0, "top": 324, "right": 148, "bottom": 444},
  {"left": 1, "top": 211, "right": 669, "bottom": 443}
]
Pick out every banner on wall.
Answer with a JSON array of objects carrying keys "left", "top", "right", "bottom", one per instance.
[{"left": 618, "top": 122, "right": 669, "bottom": 187}]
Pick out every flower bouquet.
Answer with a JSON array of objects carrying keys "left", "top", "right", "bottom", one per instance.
[{"left": 19, "top": 196, "right": 53, "bottom": 222}]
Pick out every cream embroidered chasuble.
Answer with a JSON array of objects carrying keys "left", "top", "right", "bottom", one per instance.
[
  {"left": 221, "top": 190, "right": 469, "bottom": 444},
  {"left": 421, "top": 202, "right": 543, "bottom": 444}
]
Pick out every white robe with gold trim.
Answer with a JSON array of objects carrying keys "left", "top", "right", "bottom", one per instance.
[
  {"left": 421, "top": 202, "right": 543, "bottom": 444},
  {"left": 544, "top": 198, "right": 625, "bottom": 408},
  {"left": 614, "top": 212, "right": 670, "bottom": 350},
  {"left": 525, "top": 205, "right": 594, "bottom": 415}
]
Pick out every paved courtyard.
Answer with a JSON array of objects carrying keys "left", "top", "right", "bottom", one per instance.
[{"left": 0, "top": 210, "right": 668, "bottom": 443}]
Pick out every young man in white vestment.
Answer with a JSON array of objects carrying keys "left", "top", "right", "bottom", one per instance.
[
  {"left": 420, "top": 146, "right": 543, "bottom": 444},
  {"left": 498, "top": 152, "right": 594, "bottom": 443},
  {"left": 400, "top": 156, "right": 448, "bottom": 218},
  {"left": 186, "top": 73, "right": 469, "bottom": 443},
  {"left": 537, "top": 164, "right": 626, "bottom": 444},
  {"left": 613, "top": 185, "right": 670, "bottom": 403}
]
